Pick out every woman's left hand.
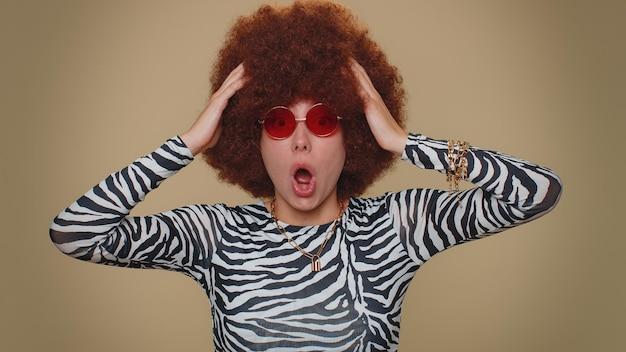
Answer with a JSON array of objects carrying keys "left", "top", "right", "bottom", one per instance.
[{"left": 351, "top": 59, "right": 408, "bottom": 155}]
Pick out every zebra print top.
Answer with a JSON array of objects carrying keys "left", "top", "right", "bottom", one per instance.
[{"left": 50, "top": 133, "right": 562, "bottom": 351}]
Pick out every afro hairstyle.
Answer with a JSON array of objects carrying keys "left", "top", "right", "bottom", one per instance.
[{"left": 203, "top": 0, "right": 406, "bottom": 200}]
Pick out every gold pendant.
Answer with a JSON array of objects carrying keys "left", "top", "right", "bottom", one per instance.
[{"left": 311, "top": 255, "right": 321, "bottom": 272}]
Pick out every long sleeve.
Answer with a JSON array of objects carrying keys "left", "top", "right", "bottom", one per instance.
[
  {"left": 49, "top": 136, "right": 204, "bottom": 272},
  {"left": 393, "top": 133, "right": 562, "bottom": 263}
]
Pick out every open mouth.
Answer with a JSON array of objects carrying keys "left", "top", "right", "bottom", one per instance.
[
  {"left": 294, "top": 168, "right": 312, "bottom": 186},
  {"left": 292, "top": 167, "right": 315, "bottom": 196}
]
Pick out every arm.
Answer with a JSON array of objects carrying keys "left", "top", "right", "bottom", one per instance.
[
  {"left": 50, "top": 64, "right": 248, "bottom": 269},
  {"left": 49, "top": 137, "right": 203, "bottom": 270},
  {"left": 351, "top": 60, "right": 562, "bottom": 260},
  {"left": 399, "top": 135, "right": 561, "bottom": 252},
  {"left": 380, "top": 134, "right": 562, "bottom": 264}
]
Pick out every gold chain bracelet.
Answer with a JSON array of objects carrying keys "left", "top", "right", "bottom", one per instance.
[{"left": 447, "top": 140, "right": 469, "bottom": 201}]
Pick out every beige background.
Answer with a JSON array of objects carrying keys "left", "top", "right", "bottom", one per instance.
[{"left": 2, "top": 0, "right": 623, "bottom": 351}]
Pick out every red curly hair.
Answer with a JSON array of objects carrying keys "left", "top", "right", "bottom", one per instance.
[{"left": 204, "top": 0, "right": 406, "bottom": 200}]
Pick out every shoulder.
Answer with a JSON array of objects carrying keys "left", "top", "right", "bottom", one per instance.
[
  {"left": 201, "top": 201, "right": 272, "bottom": 231},
  {"left": 197, "top": 201, "right": 268, "bottom": 220},
  {"left": 348, "top": 189, "right": 431, "bottom": 211},
  {"left": 346, "top": 188, "right": 438, "bottom": 222},
  {"left": 346, "top": 193, "right": 398, "bottom": 219}
]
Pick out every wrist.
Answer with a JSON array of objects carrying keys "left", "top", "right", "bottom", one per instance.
[{"left": 179, "top": 130, "right": 204, "bottom": 156}]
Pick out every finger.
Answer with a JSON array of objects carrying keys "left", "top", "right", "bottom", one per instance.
[
  {"left": 222, "top": 63, "right": 245, "bottom": 85},
  {"left": 208, "top": 65, "right": 248, "bottom": 114},
  {"left": 184, "top": 65, "right": 247, "bottom": 154},
  {"left": 350, "top": 60, "right": 380, "bottom": 102},
  {"left": 214, "top": 64, "right": 247, "bottom": 97},
  {"left": 350, "top": 64, "right": 368, "bottom": 101}
]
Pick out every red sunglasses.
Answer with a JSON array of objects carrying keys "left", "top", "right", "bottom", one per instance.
[{"left": 259, "top": 103, "right": 342, "bottom": 139}]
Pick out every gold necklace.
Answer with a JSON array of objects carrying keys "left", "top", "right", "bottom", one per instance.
[{"left": 270, "top": 198, "right": 344, "bottom": 272}]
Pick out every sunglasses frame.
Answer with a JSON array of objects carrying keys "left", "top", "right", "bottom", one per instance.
[{"left": 258, "top": 103, "right": 342, "bottom": 140}]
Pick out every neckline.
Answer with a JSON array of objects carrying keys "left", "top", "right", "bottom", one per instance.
[{"left": 256, "top": 199, "right": 350, "bottom": 228}]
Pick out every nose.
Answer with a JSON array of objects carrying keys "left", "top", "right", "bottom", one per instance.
[{"left": 291, "top": 119, "right": 311, "bottom": 152}]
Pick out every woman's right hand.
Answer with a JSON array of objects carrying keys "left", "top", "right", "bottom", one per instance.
[{"left": 180, "top": 63, "right": 247, "bottom": 156}]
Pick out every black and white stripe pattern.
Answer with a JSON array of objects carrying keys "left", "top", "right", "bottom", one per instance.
[{"left": 50, "top": 133, "right": 562, "bottom": 351}]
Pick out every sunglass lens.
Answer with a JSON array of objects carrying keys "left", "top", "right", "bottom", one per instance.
[
  {"left": 306, "top": 104, "right": 338, "bottom": 137},
  {"left": 264, "top": 108, "right": 296, "bottom": 139}
]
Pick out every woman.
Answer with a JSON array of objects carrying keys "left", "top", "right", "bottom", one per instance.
[{"left": 50, "top": 1, "right": 562, "bottom": 351}]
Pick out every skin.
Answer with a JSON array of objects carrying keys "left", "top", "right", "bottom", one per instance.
[
  {"left": 180, "top": 60, "right": 408, "bottom": 226},
  {"left": 260, "top": 100, "right": 346, "bottom": 225}
]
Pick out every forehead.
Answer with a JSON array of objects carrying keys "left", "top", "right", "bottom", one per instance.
[{"left": 286, "top": 100, "right": 317, "bottom": 115}]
